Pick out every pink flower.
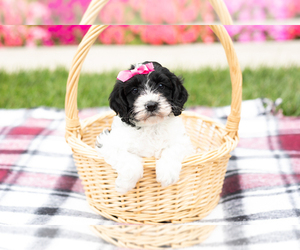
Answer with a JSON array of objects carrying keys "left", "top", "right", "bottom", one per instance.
[
  {"left": 140, "top": 26, "right": 163, "bottom": 45},
  {"left": 253, "top": 8, "right": 266, "bottom": 21},
  {"left": 129, "top": 0, "right": 142, "bottom": 11},
  {"left": 161, "top": 26, "right": 178, "bottom": 44},
  {"left": 202, "top": 26, "right": 214, "bottom": 43},
  {"left": 2, "top": 26, "right": 24, "bottom": 46},
  {"left": 268, "top": 25, "right": 290, "bottom": 41},
  {"left": 100, "top": 1, "right": 126, "bottom": 24},
  {"left": 181, "top": 7, "right": 197, "bottom": 23},
  {"left": 99, "top": 26, "right": 127, "bottom": 45},
  {"left": 26, "top": 26, "right": 51, "bottom": 46},
  {"left": 181, "top": 30, "right": 197, "bottom": 44},
  {"left": 238, "top": 30, "right": 252, "bottom": 43},
  {"left": 252, "top": 30, "right": 266, "bottom": 42},
  {"left": 161, "top": 0, "right": 178, "bottom": 24},
  {"left": 239, "top": 9, "right": 251, "bottom": 21},
  {"left": 140, "top": 1, "right": 163, "bottom": 24},
  {"left": 225, "top": 25, "right": 244, "bottom": 37}
]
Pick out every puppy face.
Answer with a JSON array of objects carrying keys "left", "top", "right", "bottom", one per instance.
[{"left": 109, "top": 61, "right": 188, "bottom": 127}]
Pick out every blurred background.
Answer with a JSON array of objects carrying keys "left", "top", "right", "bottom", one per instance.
[
  {"left": 1, "top": 24, "right": 299, "bottom": 116},
  {"left": 0, "top": 25, "right": 300, "bottom": 46},
  {"left": 0, "top": 0, "right": 300, "bottom": 25}
]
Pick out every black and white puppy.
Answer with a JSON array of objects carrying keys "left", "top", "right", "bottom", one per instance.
[{"left": 95, "top": 61, "right": 194, "bottom": 194}]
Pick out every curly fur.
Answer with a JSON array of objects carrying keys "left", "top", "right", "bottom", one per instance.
[{"left": 96, "top": 61, "right": 194, "bottom": 194}]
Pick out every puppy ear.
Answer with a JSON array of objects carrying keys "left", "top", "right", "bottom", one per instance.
[
  {"left": 171, "top": 74, "right": 188, "bottom": 116},
  {"left": 109, "top": 81, "right": 130, "bottom": 123}
]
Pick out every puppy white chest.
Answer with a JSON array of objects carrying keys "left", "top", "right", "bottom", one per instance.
[
  {"left": 128, "top": 124, "right": 168, "bottom": 158},
  {"left": 105, "top": 116, "right": 185, "bottom": 159}
]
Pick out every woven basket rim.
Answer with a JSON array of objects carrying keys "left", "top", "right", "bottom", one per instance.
[{"left": 67, "top": 110, "right": 238, "bottom": 167}]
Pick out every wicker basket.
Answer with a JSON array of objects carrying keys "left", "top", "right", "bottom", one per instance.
[
  {"left": 80, "top": 0, "right": 233, "bottom": 25},
  {"left": 91, "top": 225, "right": 216, "bottom": 249},
  {"left": 65, "top": 25, "right": 242, "bottom": 224}
]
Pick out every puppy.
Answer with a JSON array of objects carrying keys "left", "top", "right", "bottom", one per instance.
[{"left": 95, "top": 61, "right": 194, "bottom": 194}]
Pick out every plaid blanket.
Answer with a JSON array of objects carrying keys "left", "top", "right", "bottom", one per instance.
[{"left": 1, "top": 99, "right": 300, "bottom": 249}]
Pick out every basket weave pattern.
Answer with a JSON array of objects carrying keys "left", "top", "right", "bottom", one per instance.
[
  {"left": 75, "top": 112, "right": 232, "bottom": 223},
  {"left": 65, "top": 25, "right": 242, "bottom": 224},
  {"left": 91, "top": 225, "right": 217, "bottom": 249}
]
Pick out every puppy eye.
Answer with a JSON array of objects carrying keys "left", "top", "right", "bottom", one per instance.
[
  {"left": 158, "top": 84, "right": 165, "bottom": 90},
  {"left": 131, "top": 88, "right": 139, "bottom": 95}
]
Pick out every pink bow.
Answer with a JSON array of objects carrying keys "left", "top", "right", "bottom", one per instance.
[{"left": 117, "top": 63, "right": 155, "bottom": 82}]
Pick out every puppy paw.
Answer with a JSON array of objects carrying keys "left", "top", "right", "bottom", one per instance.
[
  {"left": 115, "top": 161, "right": 143, "bottom": 195},
  {"left": 156, "top": 159, "right": 181, "bottom": 187},
  {"left": 115, "top": 175, "right": 138, "bottom": 195}
]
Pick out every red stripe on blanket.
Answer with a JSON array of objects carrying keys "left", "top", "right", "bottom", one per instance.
[
  {"left": 238, "top": 134, "right": 300, "bottom": 151},
  {"left": 279, "top": 117, "right": 300, "bottom": 134},
  {"left": 238, "top": 136, "right": 281, "bottom": 150},
  {"left": 0, "top": 169, "right": 9, "bottom": 181},
  {"left": 0, "top": 170, "right": 84, "bottom": 193},
  {"left": 279, "top": 134, "right": 300, "bottom": 151},
  {"left": 9, "top": 127, "right": 44, "bottom": 136},
  {"left": 22, "top": 118, "right": 51, "bottom": 127},
  {"left": 221, "top": 173, "right": 300, "bottom": 197},
  {"left": 279, "top": 133, "right": 300, "bottom": 173}
]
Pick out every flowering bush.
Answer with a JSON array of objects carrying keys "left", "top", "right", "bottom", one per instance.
[
  {"left": 1, "top": 0, "right": 300, "bottom": 25},
  {"left": 1, "top": 25, "right": 299, "bottom": 47},
  {"left": 41, "top": 0, "right": 89, "bottom": 24},
  {"left": 1, "top": 0, "right": 300, "bottom": 46},
  {"left": 98, "top": 25, "right": 214, "bottom": 45},
  {"left": 224, "top": 0, "right": 300, "bottom": 22},
  {"left": 44, "top": 25, "right": 90, "bottom": 45},
  {"left": 0, "top": 25, "right": 215, "bottom": 46},
  {"left": 0, "top": 0, "right": 51, "bottom": 25},
  {"left": 0, "top": 26, "right": 51, "bottom": 46},
  {"left": 98, "top": 0, "right": 214, "bottom": 24},
  {"left": 225, "top": 25, "right": 300, "bottom": 42}
]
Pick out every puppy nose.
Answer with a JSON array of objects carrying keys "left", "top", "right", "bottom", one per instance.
[{"left": 145, "top": 101, "right": 158, "bottom": 112}]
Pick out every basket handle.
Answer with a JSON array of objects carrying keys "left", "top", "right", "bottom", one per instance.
[
  {"left": 80, "top": 0, "right": 233, "bottom": 25},
  {"left": 209, "top": 25, "right": 242, "bottom": 139},
  {"left": 65, "top": 25, "right": 108, "bottom": 140},
  {"left": 65, "top": 25, "right": 242, "bottom": 140},
  {"left": 80, "top": 0, "right": 109, "bottom": 25},
  {"left": 208, "top": 0, "right": 232, "bottom": 25}
]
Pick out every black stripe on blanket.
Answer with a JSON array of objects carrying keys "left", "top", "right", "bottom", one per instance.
[
  {"left": 203, "top": 209, "right": 300, "bottom": 223},
  {"left": 201, "top": 229, "right": 300, "bottom": 247},
  {"left": 228, "top": 154, "right": 300, "bottom": 162},
  {"left": 221, "top": 185, "right": 300, "bottom": 202},
  {"left": 0, "top": 206, "right": 101, "bottom": 220},
  {"left": 0, "top": 226, "right": 104, "bottom": 242}
]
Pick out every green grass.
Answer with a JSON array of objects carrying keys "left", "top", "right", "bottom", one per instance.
[{"left": 1, "top": 66, "right": 300, "bottom": 116}]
